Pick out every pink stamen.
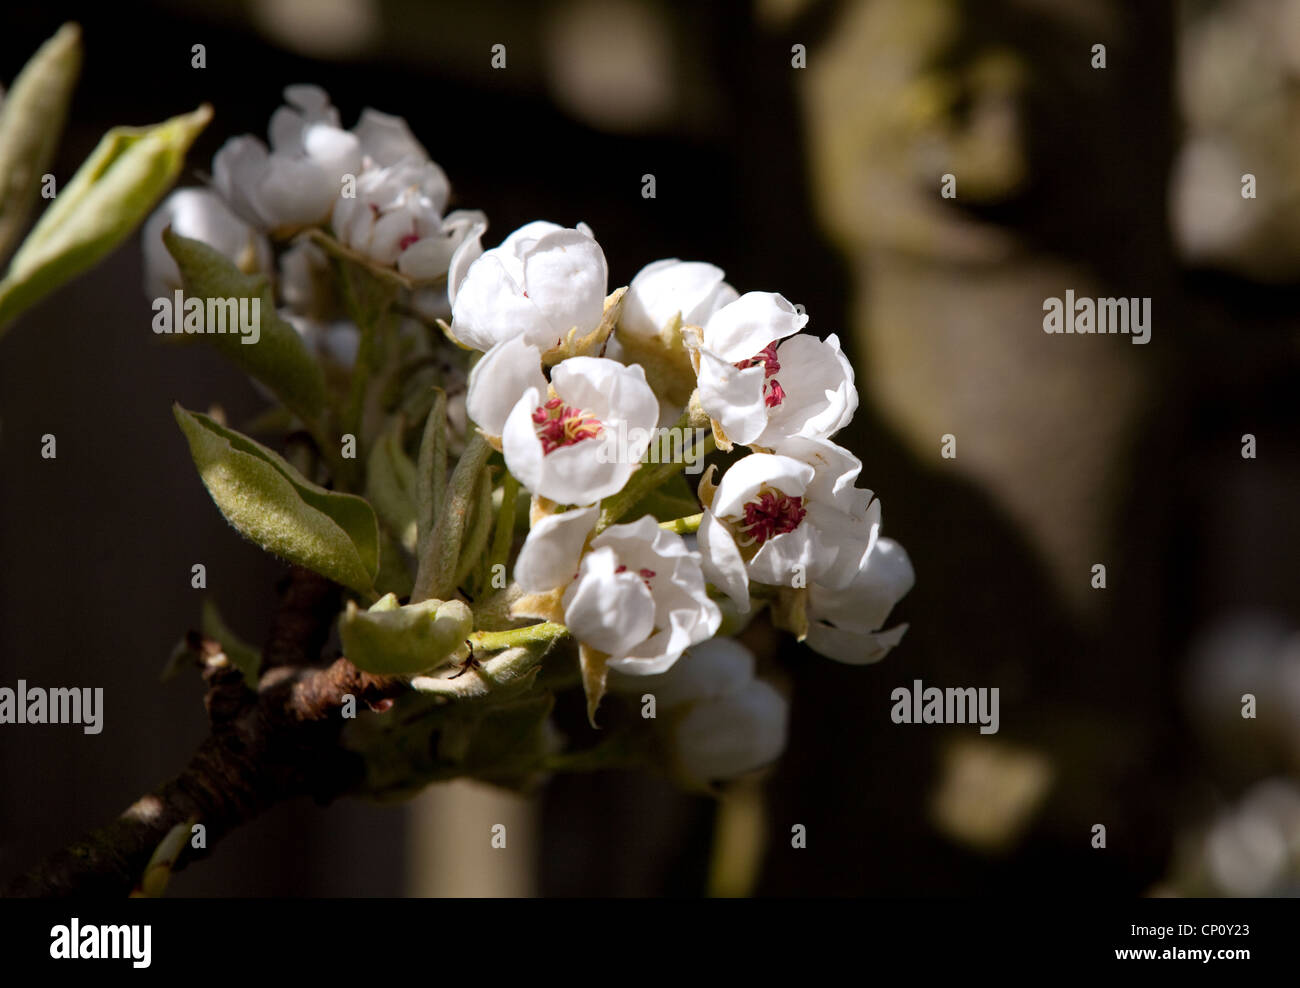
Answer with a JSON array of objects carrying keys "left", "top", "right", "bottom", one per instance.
[
  {"left": 735, "top": 343, "right": 781, "bottom": 378},
  {"left": 736, "top": 343, "right": 785, "bottom": 407},
  {"left": 765, "top": 378, "right": 786, "bottom": 408},
  {"left": 615, "top": 564, "right": 656, "bottom": 588},
  {"left": 739, "top": 490, "right": 805, "bottom": 546},
  {"left": 532, "top": 397, "right": 603, "bottom": 455}
]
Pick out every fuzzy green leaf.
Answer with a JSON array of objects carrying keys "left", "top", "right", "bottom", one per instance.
[
  {"left": 366, "top": 417, "right": 418, "bottom": 553},
  {"left": 174, "top": 405, "right": 379, "bottom": 596},
  {"left": 161, "top": 228, "right": 327, "bottom": 421},
  {"left": 0, "top": 104, "right": 211, "bottom": 335},
  {"left": 0, "top": 23, "right": 82, "bottom": 264}
]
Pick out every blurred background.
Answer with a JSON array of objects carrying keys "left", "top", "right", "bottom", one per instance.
[{"left": 1, "top": 0, "right": 1299, "bottom": 896}]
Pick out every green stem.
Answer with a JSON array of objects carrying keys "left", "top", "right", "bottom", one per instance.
[
  {"left": 659, "top": 512, "right": 703, "bottom": 535},
  {"left": 596, "top": 415, "right": 715, "bottom": 532},
  {"left": 469, "top": 622, "right": 568, "bottom": 653}
]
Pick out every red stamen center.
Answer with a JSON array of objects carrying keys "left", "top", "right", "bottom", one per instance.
[
  {"left": 615, "top": 564, "right": 656, "bottom": 588},
  {"left": 531, "top": 396, "right": 604, "bottom": 455},
  {"left": 735, "top": 342, "right": 785, "bottom": 408},
  {"left": 738, "top": 490, "right": 805, "bottom": 546}
]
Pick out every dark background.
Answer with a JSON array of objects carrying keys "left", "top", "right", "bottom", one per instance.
[{"left": 1, "top": 0, "right": 1298, "bottom": 896}]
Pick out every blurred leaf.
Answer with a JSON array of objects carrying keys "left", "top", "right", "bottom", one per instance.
[
  {"left": 374, "top": 528, "right": 415, "bottom": 599},
  {"left": 199, "top": 598, "right": 261, "bottom": 688},
  {"left": 339, "top": 592, "right": 473, "bottom": 675},
  {"left": 366, "top": 417, "right": 418, "bottom": 553},
  {"left": 456, "top": 693, "right": 555, "bottom": 784},
  {"left": 0, "top": 23, "right": 81, "bottom": 264},
  {"left": 174, "top": 405, "right": 379, "bottom": 596},
  {"left": 162, "top": 229, "right": 327, "bottom": 421},
  {"left": 626, "top": 473, "right": 700, "bottom": 522},
  {"left": 0, "top": 104, "right": 211, "bottom": 335},
  {"left": 415, "top": 388, "right": 446, "bottom": 559}
]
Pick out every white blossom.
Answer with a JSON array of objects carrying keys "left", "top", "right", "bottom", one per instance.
[
  {"left": 694, "top": 293, "right": 855, "bottom": 448},
  {"left": 565, "top": 516, "right": 721, "bottom": 674},
  {"left": 613, "top": 637, "right": 788, "bottom": 784},
  {"left": 466, "top": 340, "right": 657, "bottom": 504},
  {"left": 448, "top": 220, "right": 608, "bottom": 352},
  {"left": 212, "top": 85, "right": 363, "bottom": 232},
  {"left": 332, "top": 157, "right": 483, "bottom": 281},
  {"left": 619, "top": 258, "right": 738, "bottom": 336},
  {"left": 141, "top": 188, "right": 271, "bottom": 297},
  {"left": 698, "top": 442, "right": 876, "bottom": 609},
  {"left": 804, "top": 530, "right": 913, "bottom": 665}
]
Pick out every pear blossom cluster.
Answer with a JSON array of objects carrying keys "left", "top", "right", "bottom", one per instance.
[
  {"left": 143, "top": 85, "right": 914, "bottom": 787},
  {"left": 453, "top": 218, "right": 915, "bottom": 761},
  {"left": 143, "top": 85, "right": 484, "bottom": 370}
]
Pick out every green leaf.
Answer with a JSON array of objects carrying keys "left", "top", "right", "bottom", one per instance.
[
  {"left": 199, "top": 598, "right": 261, "bottom": 688},
  {"left": 626, "top": 472, "right": 700, "bottom": 522},
  {"left": 174, "top": 405, "right": 380, "bottom": 596},
  {"left": 366, "top": 417, "right": 418, "bottom": 554},
  {"left": 415, "top": 388, "right": 447, "bottom": 559},
  {"left": 161, "top": 229, "right": 327, "bottom": 421},
  {"left": 0, "top": 104, "right": 211, "bottom": 335},
  {"left": 339, "top": 592, "right": 473, "bottom": 675},
  {"left": 411, "top": 431, "right": 493, "bottom": 602},
  {"left": 0, "top": 23, "right": 82, "bottom": 264}
]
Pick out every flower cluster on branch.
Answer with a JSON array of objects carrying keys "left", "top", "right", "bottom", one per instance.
[{"left": 138, "top": 85, "right": 914, "bottom": 790}]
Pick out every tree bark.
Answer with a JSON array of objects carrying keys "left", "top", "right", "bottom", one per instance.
[{"left": 3, "top": 568, "right": 403, "bottom": 898}]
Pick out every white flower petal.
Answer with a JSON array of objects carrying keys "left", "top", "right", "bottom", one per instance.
[
  {"left": 804, "top": 622, "right": 908, "bottom": 666},
  {"left": 535, "top": 435, "right": 632, "bottom": 505},
  {"left": 447, "top": 217, "right": 487, "bottom": 304},
  {"left": 141, "top": 188, "right": 270, "bottom": 297},
  {"left": 711, "top": 453, "right": 814, "bottom": 519},
  {"left": 514, "top": 505, "right": 599, "bottom": 592},
  {"left": 564, "top": 547, "right": 657, "bottom": 658},
  {"left": 810, "top": 536, "right": 914, "bottom": 634},
  {"left": 698, "top": 510, "right": 749, "bottom": 610},
  {"left": 520, "top": 229, "right": 608, "bottom": 345},
  {"left": 501, "top": 385, "right": 547, "bottom": 493},
  {"left": 466, "top": 337, "right": 546, "bottom": 437},
  {"left": 759, "top": 332, "right": 857, "bottom": 444},
  {"left": 353, "top": 107, "right": 431, "bottom": 170},
  {"left": 552, "top": 357, "right": 658, "bottom": 443},
  {"left": 621, "top": 258, "right": 737, "bottom": 336},
  {"left": 211, "top": 135, "right": 273, "bottom": 227},
  {"left": 674, "top": 679, "right": 788, "bottom": 782},
  {"left": 771, "top": 436, "right": 865, "bottom": 507},
  {"left": 696, "top": 348, "right": 768, "bottom": 447},
  {"left": 620, "top": 637, "right": 755, "bottom": 707},
  {"left": 702, "top": 291, "right": 807, "bottom": 363},
  {"left": 449, "top": 252, "right": 552, "bottom": 351},
  {"left": 748, "top": 523, "right": 816, "bottom": 586}
]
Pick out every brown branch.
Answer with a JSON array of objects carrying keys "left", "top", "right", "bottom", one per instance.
[{"left": 3, "top": 568, "right": 403, "bottom": 898}]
